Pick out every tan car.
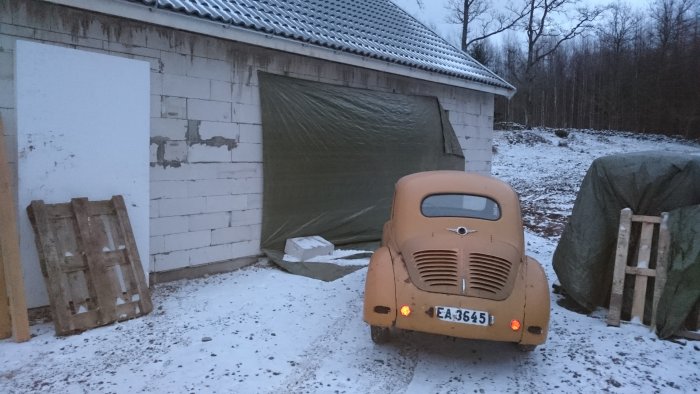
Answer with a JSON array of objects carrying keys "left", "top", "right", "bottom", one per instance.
[{"left": 363, "top": 171, "right": 550, "bottom": 351}]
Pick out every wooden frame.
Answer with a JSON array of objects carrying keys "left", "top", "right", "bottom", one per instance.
[
  {"left": 0, "top": 119, "right": 30, "bottom": 342},
  {"left": 27, "top": 196, "right": 152, "bottom": 335},
  {"left": 607, "top": 208, "right": 670, "bottom": 328}
]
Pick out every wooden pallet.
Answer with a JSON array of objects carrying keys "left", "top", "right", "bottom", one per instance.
[
  {"left": 27, "top": 196, "right": 152, "bottom": 336},
  {"left": 607, "top": 208, "right": 670, "bottom": 328},
  {"left": 0, "top": 119, "right": 30, "bottom": 342}
]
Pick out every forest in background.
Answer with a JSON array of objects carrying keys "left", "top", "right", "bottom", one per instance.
[{"left": 438, "top": 0, "right": 700, "bottom": 139}]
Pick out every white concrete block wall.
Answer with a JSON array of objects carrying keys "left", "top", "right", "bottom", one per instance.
[{"left": 0, "top": 0, "right": 497, "bottom": 274}]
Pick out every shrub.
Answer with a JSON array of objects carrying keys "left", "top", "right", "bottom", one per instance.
[{"left": 554, "top": 129, "right": 569, "bottom": 138}]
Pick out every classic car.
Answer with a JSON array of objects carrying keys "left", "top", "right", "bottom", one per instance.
[{"left": 363, "top": 171, "right": 550, "bottom": 351}]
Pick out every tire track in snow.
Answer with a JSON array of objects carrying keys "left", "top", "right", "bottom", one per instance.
[{"left": 271, "top": 293, "right": 419, "bottom": 394}]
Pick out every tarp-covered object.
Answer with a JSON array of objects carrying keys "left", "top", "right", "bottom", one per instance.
[
  {"left": 655, "top": 205, "right": 700, "bottom": 338},
  {"left": 259, "top": 72, "right": 464, "bottom": 252},
  {"left": 553, "top": 151, "right": 700, "bottom": 315}
]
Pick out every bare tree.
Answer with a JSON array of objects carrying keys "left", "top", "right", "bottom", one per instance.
[
  {"left": 650, "top": 0, "right": 696, "bottom": 51},
  {"left": 520, "top": 0, "right": 606, "bottom": 127},
  {"left": 444, "top": 0, "right": 528, "bottom": 52}
]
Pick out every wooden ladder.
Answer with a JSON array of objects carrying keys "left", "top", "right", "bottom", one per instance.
[{"left": 607, "top": 208, "right": 670, "bottom": 329}]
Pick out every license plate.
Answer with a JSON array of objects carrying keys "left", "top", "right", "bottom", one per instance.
[{"left": 435, "top": 306, "right": 489, "bottom": 326}]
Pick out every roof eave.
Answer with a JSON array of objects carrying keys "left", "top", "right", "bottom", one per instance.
[{"left": 42, "top": 0, "right": 516, "bottom": 98}]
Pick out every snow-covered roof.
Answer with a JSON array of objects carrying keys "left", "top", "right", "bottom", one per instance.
[{"left": 121, "top": 0, "right": 514, "bottom": 94}]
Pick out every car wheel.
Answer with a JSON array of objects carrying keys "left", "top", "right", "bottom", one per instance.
[
  {"left": 517, "top": 344, "right": 536, "bottom": 352},
  {"left": 370, "top": 325, "right": 391, "bottom": 344}
]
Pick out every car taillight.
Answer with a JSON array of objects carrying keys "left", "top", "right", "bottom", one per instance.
[
  {"left": 400, "top": 305, "right": 411, "bottom": 317},
  {"left": 510, "top": 319, "right": 521, "bottom": 331}
]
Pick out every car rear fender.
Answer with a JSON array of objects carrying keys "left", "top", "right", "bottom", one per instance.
[
  {"left": 519, "top": 256, "right": 550, "bottom": 345},
  {"left": 363, "top": 246, "right": 397, "bottom": 327}
]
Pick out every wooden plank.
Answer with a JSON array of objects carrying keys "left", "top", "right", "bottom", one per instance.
[
  {"left": 607, "top": 208, "right": 632, "bottom": 327},
  {"left": 651, "top": 213, "right": 670, "bottom": 329},
  {"left": 112, "top": 195, "right": 153, "bottom": 314},
  {"left": 624, "top": 266, "right": 657, "bottom": 277},
  {"left": 45, "top": 202, "right": 114, "bottom": 220},
  {"left": 630, "top": 221, "right": 655, "bottom": 321},
  {"left": 631, "top": 214, "right": 662, "bottom": 224},
  {"left": 71, "top": 198, "right": 116, "bottom": 325},
  {"left": 0, "top": 242, "right": 10, "bottom": 339},
  {"left": 0, "top": 122, "right": 30, "bottom": 342},
  {"left": 676, "top": 330, "right": 700, "bottom": 341},
  {"left": 27, "top": 201, "right": 75, "bottom": 335}
]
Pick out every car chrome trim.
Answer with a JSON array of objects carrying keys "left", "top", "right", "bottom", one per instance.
[{"left": 447, "top": 226, "right": 478, "bottom": 236}]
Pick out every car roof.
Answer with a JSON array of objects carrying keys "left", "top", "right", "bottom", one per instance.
[{"left": 394, "top": 171, "right": 517, "bottom": 202}]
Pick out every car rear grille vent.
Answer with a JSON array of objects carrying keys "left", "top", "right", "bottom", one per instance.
[
  {"left": 413, "top": 250, "right": 459, "bottom": 287},
  {"left": 468, "top": 253, "right": 512, "bottom": 294}
]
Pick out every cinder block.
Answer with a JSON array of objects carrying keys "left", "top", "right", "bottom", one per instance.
[
  {"left": 160, "top": 51, "right": 190, "bottom": 76},
  {"left": 232, "top": 83, "right": 260, "bottom": 105},
  {"left": 204, "top": 194, "right": 248, "bottom": 213},
  {"left": 284, "top": 236, "right": 334, "bottom": 261},
  {"left": 199, "top": 121, "right": 239, "bottom": 140},
  {"left": 161, "top": 96, "right": 187, "bottom": 119},
  {"left": 151, "top": 165, "right": 193, "bottom": 182},
  {"left": 150, "top": 215, "right": 189, "bottom": 236},
  {"left": 230, "top": 209, "right": 262, "bottom": 226},
  {"left": 151, "top": 163, "right": 229, "bottom": 181},
  {"left": 215, "top": 162, "right": 262, "bottom": 179},
  {"left": 238, "top": 123, "right": 262, "bottom": 144},
  {"left": 189, "top": 244, "right": 233, "bottom": 266},
  {"left": 150, "top": 199, "right": 160, "bottom": 218},
  {"left": 151, "top": 118, "right": 188, "bottom": 139},
  {"left": 154, "top": 250, "right": 190, "bottom": 272},
  {"left": 158, "top": 196, "right": 206, "bottom": 217},
  {"left": 211, "top": 224, "right": 260, "bottom": 245},
  {"left": 188, "top": 55, "right": 233, "bottom": 82},
  {"left": 164, "top": 140, "right": 188, "bottom": 162},
  {"left": 231, "top": 239, "right": 261, "bottom": 258},
  {"left": 189, "top": 212, "right": 230, "bottom": 231},
  {"left": 210, "top": 80, "right": 232, "bottom": 102},
  {"left": 230, "top": 143, "right": 262, "bottom": 163},
  {"left": 163, "top": 230, "right": 211, "bottom": 252},
  {"left": 150, "top": 235, "right": 166, "bottom": 254},
  {"left": 240, "top": 177, "right": 263, "bottom": 194},
  {"left": 246, "top": 193, "right": 262, "bottom": 209},
  {"left": 150, "top": 143, "right": 159, "bottom": 164},
  {"left": 150, "top": 72, "right": 163, "bottom": 95},
  {"left": 163, "top": 73, "right": 210, "bottom": 99},
  {"left": 233, "top": 103, "right": 260, "bottom": 124},
  {"left": 187, "top": 98, "right": 231, "bottom": 122},
  {"left": 188, "top": 144, "right": 231, "bottom": 163},
  {"left": 187, "top": 179, "right": 236, "bottom": 197}
]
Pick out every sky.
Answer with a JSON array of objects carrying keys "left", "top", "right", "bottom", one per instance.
[{"left": 391, "top": 0, "right": 651, "bottom": 49}]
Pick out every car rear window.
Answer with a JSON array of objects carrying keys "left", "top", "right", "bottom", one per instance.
[{"left": 421, "top": 194, "right": 501, "bottom": 220}]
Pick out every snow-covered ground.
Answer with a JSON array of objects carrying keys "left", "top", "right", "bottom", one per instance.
[{"left": 2, "top": 128, "right": 699, "bottom": 393}]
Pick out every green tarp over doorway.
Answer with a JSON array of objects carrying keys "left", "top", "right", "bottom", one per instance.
[{"left": 259, "top": 72, "right": 465, "bottom": 279}]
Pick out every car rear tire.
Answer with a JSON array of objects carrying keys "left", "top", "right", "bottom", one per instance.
[
  {"left": 370, "top": 326, "right": 391, "bottom": 344},
  {"left": 517, "top": 344, "right": 536, "bottom": 352}
]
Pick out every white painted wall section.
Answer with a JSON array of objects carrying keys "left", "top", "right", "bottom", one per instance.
[{"left": 16, "top": 41, "right": 150, "bottom": 308}]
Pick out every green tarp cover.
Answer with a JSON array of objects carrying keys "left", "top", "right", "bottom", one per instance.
[
  {"left": 655, "top": 205, "right": 700, "bottom": 338},
  {"left": 259, "top": 72, "right": 464, "bottom": 254},
  {"left": 553, "top": 151, "right": 700, "bottom": 333}
]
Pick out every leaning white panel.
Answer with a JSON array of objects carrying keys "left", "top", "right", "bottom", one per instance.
[{"left": 16, "top": 41, "right": 150, "bottom": 308}]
